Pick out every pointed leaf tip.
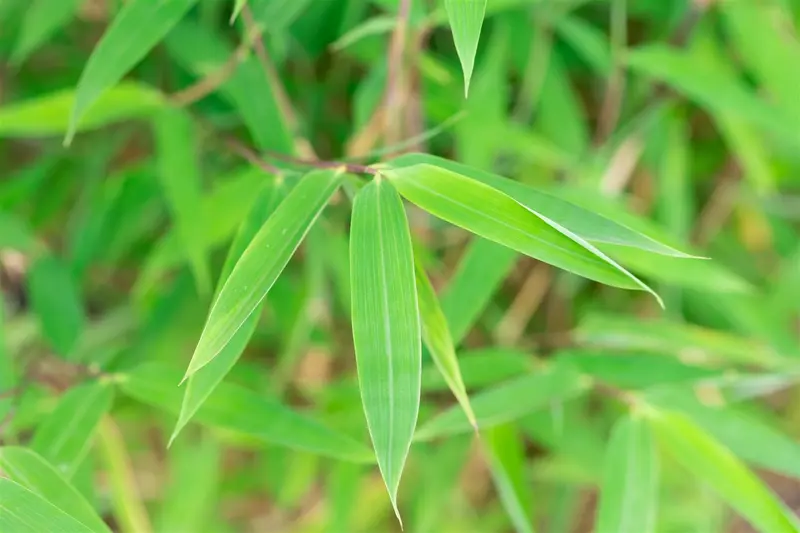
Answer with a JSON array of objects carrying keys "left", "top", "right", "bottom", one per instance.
[{"left": 445, "top": 0, "right": 487, "bottom": 98}]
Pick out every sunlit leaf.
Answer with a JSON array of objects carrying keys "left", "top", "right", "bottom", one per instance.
[
  {"left": 27, "top": 255, "right": 85, "bottom": 356},
  {"left": 415, "top": 262, "right": 475, "bottom": 428},
  {"left": 350, "top": 178, "right": 421, "bottom": 521},
  {"left": 445, "top": 0, "right": 488, "bottom": 97},
  {"left": 67, "top": 0, "right": 199, "bottom": 143},
  {"left": 0, "top": 478, "right": 94, "bottom": 533},
  {"left": 484, "top": 424, "right": 535, "bottom": 533},
  {"left": 595, "top": 415, "right": 659, "bottom": 533},
  {"left": 0, "top": 447, "right": 111, "bottom": 533},
  {"left": 186, "top": 170, "right": 341, "bottom": 378}
]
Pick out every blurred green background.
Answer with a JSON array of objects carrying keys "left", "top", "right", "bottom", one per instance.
[{"left": 1, "top": 0, "right": 800, "bottom": 532}]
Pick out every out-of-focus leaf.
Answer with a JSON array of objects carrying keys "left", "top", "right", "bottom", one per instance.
[
  {"left": 31, "top": 381, "right": 114, "bottom": 478},
  {"left": 422, "top": 348, "right": 533, "bottom": 392},
  {"left": 0, "top": 210, "right": 40, "bottom": 254},
  {"left": 649, "top": 409, "right": 800, "bottom": 533},
  {"left": 445, "top": 0, "right": 487, "bottom": 97},
  {"left": 10, "top": 0, "right": 83, "bottom": 65},
  {"left": 27, "top": 255, "right": 85, "bottom": 356},
  {"left": 556, "top": 15, "right": 612, "bottom": 75},
  {"left": 416, "top": 362, "right": 586, "bottom": 440},
  {"left": 440, "top": 237, "right": 517, "bottom": 345},
  {"left": 576, "top": 313, "right": 782, "bottom": 367},
  {"left": 122, "top": 363, "right": 373, "bottom": 463},
  {"left": 385, "top": 164, "right": 659, "bottom": 300},
  {"left": 249, "top": 0, "right": 314, "bottom": 33},
  {"left": 157, "top": 437, "right": 220, "bottom": 532},
  {"left": 350, "top": 178, "right": 421, "bottom": 521},
  {"left": 415, "top": 262, "right": 475, "bottom": 428},
  {"left": 331, "top": 15, "right": 396, "bottom": 51},
  {"left": 154, "top": 107, "right": 210, "bottom": 294},
  {"left": 0, "top": 84, "right": 163, "bottom": 138},
  {"left": 67, "top": 0, "right": 199, "bottom": 143},
  {"left": 0, "top": 447, "right": 111, "bottom": 533},
  {"left": 595, "top": 415, "right": 659, "bottom": 533},
  {"left": 230, "top": 0, "right": 248, "bottom": 22},
  {"left": 0, "top": 478, "right": 94, "bottom": 533},
  {"left": 185, "top": 170, "right": 341, "bottom": 378},
  {"left": 389, "top": 154, "right": 694, "bottom": 258},
  {"left": 171, "top": 180, "right": 288, "bottom": 445},
  {"left": 484, "top": 424, "right": 535, "bottom": 533}
]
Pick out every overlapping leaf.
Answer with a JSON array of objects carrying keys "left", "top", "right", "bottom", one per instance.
[{"left": 0, "top": 478, "right": 95, "bottom": 533}]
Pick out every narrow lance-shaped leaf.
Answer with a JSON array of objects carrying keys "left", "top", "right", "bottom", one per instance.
[
  {"left": 66, "top": 0, "right": 199, "bottom": 144},
  {"left": 0, "top": 447, "right": 111, "bottom": 533},
  {"left": 415, "top": 261, "right": 476, "bottom": 429},
  {"left": 484, "top": 424, "right": 536, "bottom": 533},
  {"left": 170, "top": 179, "right": 288, "bottom": 445},
  {"left": 185, "top": 170, "right": 341, "bottom": 379},
  {"left": 154, "top": 107, "right": 211, "bottom": 295},
  {"left": 11, "top": 0, "right": 84, "bottom": 65},
  {"left": 595, "top": 415, "right": 659, "bottom": 533},
  {"left": 0, "top": 479, "right": 94, "bottom": 533},
  {"left": 351, "top": 178, "right": 421, "bottom": 522},
  {"left": 649, "top": 409, "right": 800, "bottom": 533},
  {"left": 445, "top": 0, "right": 488, "bottom": 97},
  {"left": 230, "top": 0, "right": 248, "bottom": 22},
  {"left": 384, "top": 164, "right": 660, "bottom": 303}
]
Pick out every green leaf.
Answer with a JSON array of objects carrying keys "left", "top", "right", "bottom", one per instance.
[
  {"left": 185, "top": 169, "right": 341, "bottom": 379},
  {"left": 0, "top": 447, "right": 111, "bottom": 533},
  {"left": 0, "top": 83, "right": 163, "bottom": 138},
  {"left": 440, "top": 237, "right": 517, "bottom": 345},
  {"left": 384, "top": 164, "right": 659, "bottom": 301},
  {"left": 445, "top": 0, "right": 488, "bottom": 97},
  {"left": 484, "top": 424, "right": 535, "bottom": 533},
  {"left": 415, "top": 262, "right": 475, "bottom": 429},
  {"left": 0, "top": 478, "right": 94, "bottom": 533},
  {"left": 153, "top": 107, "right": 211, "bottom": 295},
  {"left": 31, "top": 381, "right": 114, "bottom": 478},
  {"left": 0, "top": 210, "right": 40, "bottom": 254},
  {"left": 416, "top": 362, "right": 586, "bottom": 441},
  {"left": 27, "top": 255, "right": 86, "bottom": 356},
  {"left": 595, "top": 415, "right": 659, "bottom": 533},
  {"left": 350, "top": 178, "right": 421, "bottom": 521},
  {"left": 649, "top": 409, "right": 800, "bottom": 533},
  {"left": 66, "top": 0, "right": 199, "bottom": 144},
  {"left": 389, "top": 153, "right": 694, "bottom": 258},
  {"left": 122, "top": 363, "right": 372, "bottom": 463},
  {"left": 230, "top": 0, "right": 248, "bottom": 22},
  {"left": 10, "top": 0, "right": 83, "bottom": 65},
  {"left": 422, "top": 348, "right": 533, "bottom": 393},
  {"left": 171, "top": 180, "right": 288, "bottom": 445}
]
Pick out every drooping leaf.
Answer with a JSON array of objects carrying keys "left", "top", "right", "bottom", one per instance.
[
  {"left": 122, "top": 363, "right": 373, "bottom": 463},
  {"left": 384, "top": 164, "right": 659, "bottom": 301},
  {"left": 388, "top": 153, "right": 694, "bottom": 258},
  {"left": 595, "top": 415, "right": 659, "bottom": 533},
  {"left": 421, "top": 348, "right": 533, "bottom": 393},
  {"left": 416, "top": 361, "right": 586, "bottom": 440},
  {"left": 0, "top": 447, "right": 111, "bottom": 533},
  {"left": 0, "top": 478, "right": 95, "bottom": 533},
  {"left": 445, "top": 0, "right": 488, "bottom": 97},
  {"left": 10, "top": 0, "right": 83, "bottom": 65},
  {"left": 350, "top": 178, "right": 421, "bottom": 521},
  {"left": 484, "top": 424, "right": 535, "bottom": 533},
  {"left": 31, "top": 381, "right": 114, "bottom": 478},
  {"left": 185, "top": 170, "right": 341, "bottom": 378},
  {"left": 0, "top": 84, "right": 163, "bottom": 138},
  {"left": 170, "top": 179, "right": 289, "bottom": 445},
  {"left": 649, "top": 409, "right": 800, "bottom": 533},
  {"left": 66, "top": 0, "right": 199, "bottom": 144},
  {"left": 153, "top": 107, "right": 211, "bottom": 295},
  {"left": 27, "top": 255, "right": 85, "bottom": 356},
  {"left": 415, "top": 262, "right": 475, "bottom": 429}
]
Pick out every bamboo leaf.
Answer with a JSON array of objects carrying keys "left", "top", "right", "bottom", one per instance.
[
  {"left": 0, "top": 478, "right": 94, "bottom": 533},
  {"left": 230, "top": 0, "right": 248, "bottom": 22},
  {"left": 649, "top": 409, "right": 800, "bottom": 533},
  {"left": 416, "top": 362, "right": 586, "bottom": 441},
  {"left": 153, "top": 107, "right": 211, "bottom": 295},
  {"left": 10, "top": 0, "right": 83, "bottom": 65},
  {"left": 0, "top": 447, "right": 111, "bottom": 533},
  {"left": 66, "top": 0, "right": 199, "bottom": 144},
  {"left": 484, "top": 424, "right": 535, "bottom": 533},
  {"left": 350, "top": 178, "right": 421, "bottom": 521},
  {"left": 384, "top": 164, "right": 659, "bottom": 301},
  {"left": 595, "top": 415, "right": 659, "bottom": 533},
  {"left": 31, "top": 381, "right": 114, "bottom": 478},
  {"left": 445, "top": 0, "right": 488, "bottom": 97},
  {"left": 415, "top": 261, "right": 476, "bottom": 429},
  {"left": 185, "top": 170, "right": 341, "bottom": 379}
]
